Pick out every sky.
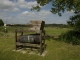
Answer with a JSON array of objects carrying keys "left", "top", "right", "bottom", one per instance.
[{"left": 0, "top": 0, "right": 75, "bottom": 24}]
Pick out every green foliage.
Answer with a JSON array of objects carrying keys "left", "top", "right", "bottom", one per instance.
[
  {"left": 32, "top": 0, "right": 80, "bottom": 16},
  {"left": 59, "top": 30, "right": 80, "bottom": 45},
  {"left": 67, "top": 14, "right": 80, "bottom": 31},
  {"left": 0, "top": 19, "right": 4, "bottom": 26},
  {"left": 31, "top": 5, "right": 41, "bottom": 11},
  {"left": 36, "top": 0, "right": 51, "bottom": 6}
]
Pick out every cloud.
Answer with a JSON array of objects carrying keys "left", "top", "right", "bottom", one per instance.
[
  {"left": 0, "top": 0, "right": 39, "bottom": 12},
  {"left": 21, "top": 11, "right": 36, "bottom": 18},
  {"left": 0, "top": 9, "right": 73, "bottom": 24},
  {"left": 0, "top": 12, "right": 10, "bottom": 23},
  {"left": 13, "top": 10, "right": 51, "bottom": 24},
  {"left": 0, "top": 0, "right": 20, "bottom": 12},
  {"left": 0, "top": 0, "right": 15, "bottom": 9},
  {"left": 17, "top": 0, "right": 37, "bottom": 9},
  {"left": 21, "top": 10, "right": 51, "bottom": 16},
  {"left": 21, "top": 11, "right": 29, "bottom": 15},
  {"left": 1, "top": 10, "right": 51, "bottom": 24},
  {"left": 4, "top": 7, "right": 19, "bottom": 12},
  {"left": 39, "top": 10, "right": 51, "bottom": 16}
]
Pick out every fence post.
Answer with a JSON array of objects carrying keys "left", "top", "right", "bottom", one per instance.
[
  {"left": 21, "top": 29, "right": 23, "bottom": 35},
  {"left": 40, "top": 30, "right": 42, "bottom": 55}
]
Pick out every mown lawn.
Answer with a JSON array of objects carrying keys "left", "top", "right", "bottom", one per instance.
[{"left": 0, "top": 27, "right": 80, "bottom": 60}]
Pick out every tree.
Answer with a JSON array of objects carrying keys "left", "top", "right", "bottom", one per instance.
[
  {"left": 31, "top": 0, "right": 80, "bottom": 16},
  {"left": 67, "top": 14, "right": 80, "bottom": 31},
  {"left": 0, "top": 19, "right": 4, "bottom": 26}
]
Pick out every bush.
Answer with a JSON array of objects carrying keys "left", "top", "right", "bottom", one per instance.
[
  {"left": 59, "top": 30, "right": 80, "bottom": 45},
  {"left": 67, "top": 14, "right": 80, "bottom": 32},
  {"left": 0, "top": 19, "right": 4, "bottom": 26}
]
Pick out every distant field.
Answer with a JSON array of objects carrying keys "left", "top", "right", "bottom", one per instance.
[
  {"left": 0, "top": 26, "right": 70, "bottom": 38},
  {"left": 0, "top": 26, "right": 80, "bottom": 60},
  {"left": 45, "top": 27, "right": 70, "bottom": 35}
]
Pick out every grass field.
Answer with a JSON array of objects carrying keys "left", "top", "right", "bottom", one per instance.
[{"left": 0, "top": 26, "right": 80, "bottom": 60}]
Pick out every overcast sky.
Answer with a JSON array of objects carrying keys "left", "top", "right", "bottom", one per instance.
[{"left": 0, "top": 0, "right": 75, "bottom": 24}]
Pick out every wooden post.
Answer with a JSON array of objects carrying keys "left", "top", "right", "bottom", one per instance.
[
  {"left": 21, "top": 29, "right": 23, "bottom": 35},
  {"left": 43, "top": 30, "right": 45, "bottom": 45},
  {"left": 40, "top": 30, "right": 42, "bottom": 55}
]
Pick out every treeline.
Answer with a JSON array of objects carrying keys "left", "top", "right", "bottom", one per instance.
[
  {"left": 6, "top": 24, "right": 68, "bottom": 28},
  {"left": 45, "top": 24, "right": 67, "bottom": 28}
]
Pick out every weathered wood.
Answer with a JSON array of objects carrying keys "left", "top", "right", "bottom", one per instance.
[
  {"left": 40, "top": 30, "right": 42, "bottom": 55},
  {"left": 29, "top": 20, "right": 45, "bottom": 33},
  {"left": 40, "top": 21, "right": 45, "bottom": 31},
  {"left": 21, "top": 29, "right": 23, "bottom": 35},
  {"left": 15, "top": 30, "right": 35, "bottom": 33},
  {"left": 15, "top": 20, "right": 45, "bottom": 55},
  {"left": 16, "top": 42, "right": 41, "bottom": 48},
  {"left": 30, "top": 20, "right": 42, "bottom": 26}
]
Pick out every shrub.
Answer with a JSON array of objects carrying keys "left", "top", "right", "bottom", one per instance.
[{"left": 59, "top": 30, "right": 80, "bottom": 45}]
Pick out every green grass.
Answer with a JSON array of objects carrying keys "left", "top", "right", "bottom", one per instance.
[
  {"left": 0, "top": 27, "right": 80, "bottom": 60},
  {"left": 45, "top": 27, "right": 70, "bottom": 35}
]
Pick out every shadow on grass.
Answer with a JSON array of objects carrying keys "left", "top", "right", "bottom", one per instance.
[{"left": 45, "top": 30, "right": 80, "bottom": 45}]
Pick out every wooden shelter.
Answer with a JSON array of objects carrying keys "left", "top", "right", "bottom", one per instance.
[{"left": 15, "top": 20, "right": 45, "bottom": 55}]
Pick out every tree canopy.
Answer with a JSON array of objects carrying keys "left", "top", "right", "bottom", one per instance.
[{"left": 32, "top": 0, "right": 80, "bottom": 16}]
